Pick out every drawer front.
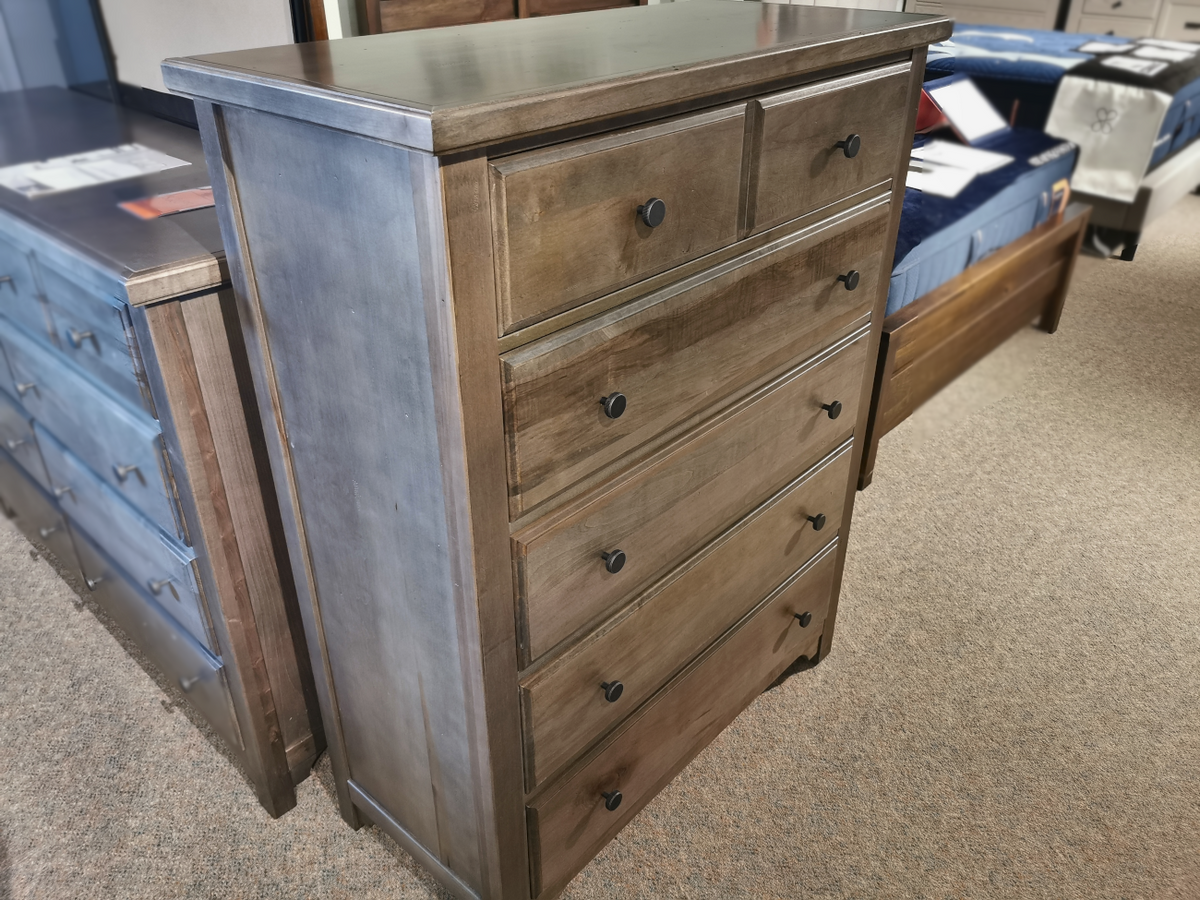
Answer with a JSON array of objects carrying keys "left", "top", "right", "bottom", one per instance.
[
  {"left": 71, "top": 525, "right": 240, "bottom": 751},
  {"left": 751, "top": 62, "right": 909, "bottom": 234},
  {"left": 502, "top": 198, "right": 888, "bottom": 517},
  {"left": 0, "top": 448, "right": 80, "bottom": 571},
  {"left": 527, "top": 541, "right": 838, "bottom": 897},
  {"left": 0, "top": 323, "right": 182, "bottom": 538},
  {"left": 522, "top": 444, "right": 851, "bottom": 787},
  {"left": 1158, "top": 2, "right": 1200, "bottom": 40},
  {"left": 1082, "top": 0, "right": 1160, "bottom": 18},
  {"left": 0, "top": 388, "right": 49, "bottom": 489},
  {"left": 0, "top": 235, "right": 51, "bottom": 336},
  {"left": 515, "top": 328, "right": 869, "bottom": 662},
  {"left": 1078, "top": 12, "right": 1155, "bottom": 34},
  {"left": 492, "top": 105, "right": 746, "bottom": 333},
  {"left": 44, "top": 296, "right": 148, "bottom": 411},
  {"left": 37, "top": 425, "right": 211, "bottom": 650}
]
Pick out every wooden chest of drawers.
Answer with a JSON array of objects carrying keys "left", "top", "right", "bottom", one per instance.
[
  {"left": 0, "top": 88, "right": 322, "bottom": 817},
  {"left": 164, "top": 4, "right": 950, "bottom": 896}
]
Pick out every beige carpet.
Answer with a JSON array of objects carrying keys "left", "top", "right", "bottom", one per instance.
[{"left": 2, "top": 196, "right": 1199, "bottom": 900}]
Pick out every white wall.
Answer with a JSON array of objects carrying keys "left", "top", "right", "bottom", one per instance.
[{"left": 96, "top": 0, "right": 295, "bottom": 92}]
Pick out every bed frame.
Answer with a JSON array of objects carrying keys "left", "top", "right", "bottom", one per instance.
[{"left": 858, "top": 201, "right": 1091, "bottom": 490}]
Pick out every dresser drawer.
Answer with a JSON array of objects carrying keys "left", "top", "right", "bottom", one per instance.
[
  {"left": 527, "top": 540, "right": 837, "bottom": 897},
  {"left": 502, "top": 197, "right": 888, "bottom": 517},
  {"left": 0, "top": 235, "right": 51, "bottom": 337},
  {"left": 0, "top": 323, "right": 182, "bottom": 538},
  {"left": 491, "top": 105, "right": 746, "bottom": 334},
  {"left": 1158, "top": 2, "right": 1200, "bottom": 40},
  {"left": 1078, "top": 12, "right": 1155, "bottom": 34},
  {"left": 44, "top": 293, "right": 148, "bottom": 411},
  {"left": 515, "top": 327, "right": 868, "bottom": 662},
  {"left": 71, "top": 525, "right": 239, "bottom": 751},
  {"left": 37, "top": 426, "right": 211, "bottom": 650},
  {"left": 750, "top": 62, "right": 909, "bottom": 234},
  {"left": 0, "top": 448, "right": 80, "bottom": 572},
  {"left": 522, "top": 443, "right": 850, "bottom": 786},
  {"left": 0, "top": 388, "right": 49, "bottom": 489},
  {"left": 1082, "top": 0, "right": 1160, "bottom": 18}
]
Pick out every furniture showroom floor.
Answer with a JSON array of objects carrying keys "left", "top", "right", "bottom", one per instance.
[{"left": 2, "top": 196, "right": 1198, "bottom": 900}]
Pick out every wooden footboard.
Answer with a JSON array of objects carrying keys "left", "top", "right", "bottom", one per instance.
[{"left": 858, "top": 202, "right": 1091, "bottom": 490}]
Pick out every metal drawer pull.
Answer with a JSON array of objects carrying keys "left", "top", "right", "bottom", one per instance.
[
  {"left": 15, "top": 382, "right": 37, "bottom": 398},
  {"left": 837, "top": 270, "right": 860, "bottom": 291},
  {"left": 600, "top": 392, "right": 627, "bottom": 419},
  {"left": 113, "top": 463, "right": 142, "bottom": 484},
  {"left": 38, "top": 524, "right": 60, "bottom": 539},
  {"left": 821, "top": 400, "right": 843, "bottom": 420},
  {"left": 794, "top": 611, "right": 813, "bottom": 628},
  {"left": 148, "top": 577, "right": 180, "bottom": 600},
  {"left": 0, "top": 275, "right": 13, "bottom": 291},
  {"left": 179, "top": 674, "right": 202, "bottom": 692},
  {"left": 53, "top": 485, "right": 73, "bottom": 500},
  {"left": 85, "top": 575, "right": 104, "bottom": 591},
  {"left": 601, "top": 789, "right": 623, "bottom": 811},
  {"left": 4, "top": 437, "right": 28, "bottom": 451},
  {"left": 600, "top": 680, "right": 624, "bottom": 703},
  {"left": 836, "top": 133, "right": 862, "bottom": 159},
  {"left": 600, "top": 548, "right": 626, "bottom": 574},
  {"left": 807, "top": 513, "right": 826, "bottom": 532},
  {"left": 67, "top": 328, "right": 95, "bottom": 349},
  {"left": 637, "top": 197, "right": 666, "bottom": 228}
]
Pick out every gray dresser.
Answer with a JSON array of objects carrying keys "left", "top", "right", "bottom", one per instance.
[{"left": 0, "top": 87, "right": 322, "bottom": 816}]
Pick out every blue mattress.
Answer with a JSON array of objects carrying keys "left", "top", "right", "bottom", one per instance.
[
  {"left": 888, "top": 128, "right": 1078, "bottom": 317},
  {"left": 926, "top": 25, "right": 1200, "bottom": 171}
]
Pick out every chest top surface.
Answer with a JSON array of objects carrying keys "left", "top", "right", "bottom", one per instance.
[{"left": 163, "top": 1, "right": 950, "bottom": 154}]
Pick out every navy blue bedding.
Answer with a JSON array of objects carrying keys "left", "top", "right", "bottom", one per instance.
[{"left": 888, "top": 128, "right": 1078, "bottom": 317}]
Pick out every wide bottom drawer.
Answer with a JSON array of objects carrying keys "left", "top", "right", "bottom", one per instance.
[
  {"left": 71, "top": 525, "right": 242, "bottom": 753},
  {"left": 527, "top": 540, "right": 838, "bottom": 897},
  {"left": 0, "top": 448, "right": 80, "bottom": 572}
]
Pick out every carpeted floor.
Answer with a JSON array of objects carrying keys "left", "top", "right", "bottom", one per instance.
[{"left": 2, "top": 196, "right": 1198, "bottom": 900}]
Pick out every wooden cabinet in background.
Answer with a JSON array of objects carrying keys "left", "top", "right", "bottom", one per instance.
[{"left": 357, "top": 0, "right": 640, "bottom": 33}]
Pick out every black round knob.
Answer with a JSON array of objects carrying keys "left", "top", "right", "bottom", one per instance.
[
  {"left": 807, "top": 513, "right": 826, "bottom": 532},
  {"left": 602, "top": 789, "right": 623, "bottom": 811},
  {"left": 836, "top": 134, "right": 862, "bottom": 159},
  {"left": 837, "top": 270, "right": 860, "bottom": 291},
  {"left": 601, "top": 681, "right": 624, "bottom": 703},
  {"left": 794, "top": 611, "right": 813, "bottom": 628},
  {"left": 821, "top": 400, "right": 843, "bottom": 420},
  {"left": 601, "top": 392, "right": 627, "bottom": 419},
  {"left": 600, "top": 549, "right": 626, "bottom": 574},
  {"left": 637, "top": 198, "right": 666, "bottom": 228}
]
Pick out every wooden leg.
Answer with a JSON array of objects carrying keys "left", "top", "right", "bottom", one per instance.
[{"left": 1040, "top": 207, "right": 1089, "bottom": 334}]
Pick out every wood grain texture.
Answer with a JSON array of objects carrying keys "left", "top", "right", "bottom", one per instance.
[
  {"left": 858, "top": 203, "right": 1092, "bottom": 489},
  {"left": 521, "top": 443, "right": 852, "bottom": 788},
  {"left": 514, "top": 328, "right": 870, "bottom": 664},
  {"left": 527, "top": 541, "right": 838, "bottom": 897},
  {"left": 491, "top": 105, "right": 746, "bottom": 334},
  {"left": 750, "top": 61, "right": 911, "bottom": 234},
  {"left": 180, "top": 292, "right": 322, "bottom": 777},
  {"left": 501, "top": 197, "right": 889, "bottom": 518},
  {"left": 141, "top": 299, "right": 297, "bottom": 817},
  {"left": 525, "top": 0, "right": 637, "bottom": 14},
  {"left": 440, "top": 153, "right": 531, "bottom": 900},
  {"left": 378, "top": 0, "right": 516, "bottom": 32}
]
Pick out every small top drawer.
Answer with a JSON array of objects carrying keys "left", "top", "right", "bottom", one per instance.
[
  {"left": 37, "top": 425, "right": 212, "bottom": 650},
  {"left": 0, "top": 234, "right": 51, "bottom": 337},
  {"left": 491, "top": 105, "right": 746, "bottom": 334},
  {"left": 0, "top": 322, "right": 183, "bottom": 538},
  {"left": 1081, "top": 0, "right": 1160, "bottom": 18},
  {"left": 501, "top": 198, "right": 888, "bottom": 517},
  {"left": 0, "top": 388, "right": 50, "bottom": 489},
  {"left": 750, "top": 62, "right": 911, "bottom": 234}
]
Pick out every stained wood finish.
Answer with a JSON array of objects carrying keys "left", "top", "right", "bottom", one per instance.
[
  {"left": 527, "top": 541, "right": 838, "bottom": 898},
  {"left": 377, "top": 0, "right": 516, "bottom": 32},
  {"left": 502, "top": 198, "right": 889, "bottom": 518},
  {"left": 514, "top": 329, "right": 870, "bottom": 664},
  {"left": 525, "top": 0, "right": 637, "bottom": 14},
  {"left": 522, "top": 442, "right": 852, "bottom": 787},
  {"left": 491, "top": 105, "right": 747, "bottom": 333},
  {"left": 858, "top": 203, "right": 1091, "bottom": 490},
  {"left": 751, "top": 61, "right": 912, "bottom": 234}
]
